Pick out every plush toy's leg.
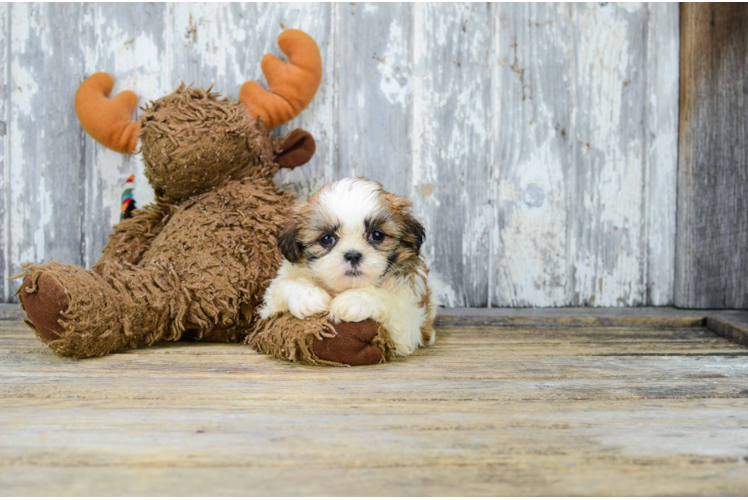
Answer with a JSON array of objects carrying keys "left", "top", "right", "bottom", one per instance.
[
  {"left": 246, "top": 313, "right": 396, "bottom": 366},
  {"left": 15, "top": 260, "right": 187, "bottom": 358}
]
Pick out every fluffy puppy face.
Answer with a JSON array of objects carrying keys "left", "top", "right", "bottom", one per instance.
[{"left": 278, "top": 178, "right": 425, "bottom": 294}]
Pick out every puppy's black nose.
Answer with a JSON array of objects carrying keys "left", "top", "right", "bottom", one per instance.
[{"left": 344, "top": 251, "right": 363, "bottom": 267}]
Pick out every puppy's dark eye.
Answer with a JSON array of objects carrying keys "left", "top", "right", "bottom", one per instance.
[
  {"left": 368, "top": 230, "right": 385, "bottom": 244},
  {"left": 319, "top": 234, "right": 337, "bottom": 248}
]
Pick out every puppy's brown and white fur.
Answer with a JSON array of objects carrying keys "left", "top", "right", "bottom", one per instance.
[{"left": 260, "top": 178, "right": 440, "bottom": 356}]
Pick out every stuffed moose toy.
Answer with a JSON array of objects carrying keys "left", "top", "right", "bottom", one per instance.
[{"left": 14, "top": 29, "right": 395, "bottom": 366}]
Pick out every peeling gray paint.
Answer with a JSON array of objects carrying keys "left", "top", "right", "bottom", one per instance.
[{"left": 0, "top": 3, "right": 679, "bottom": 307}]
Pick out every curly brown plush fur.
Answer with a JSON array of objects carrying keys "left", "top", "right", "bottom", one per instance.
[
  {"left": 140, "top": 85, "right": 272, "bottom": 203},
  {"left": 15, "top": 85, "right": 390, "bottom": 365}
]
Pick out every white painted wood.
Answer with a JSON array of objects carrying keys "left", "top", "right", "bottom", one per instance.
[
  {"left": 253, "top": 3, "right": 335, "bottom": 198},
  {"left": 82, "top": 3, "right": 169, "bottom": 267},
  {"left": 0, "top": 4, "right": 8, "bottom": 302},
  {"left": 8, "top": 3, "right": 87, "bottom": 284},
  {"left": 412, "top": 3, "right": 493, "bottom": 307},
  {"left": 171, "top": 3, "right": 251, "bottom": 96},
  {"left": 490, "top": 3, "right": 575, "bottom": 307},
  {"left": 169, "top": 3, "right": 335, "bottom": 199},
  {"left": 0, "top": 3, "right": 681, "bottom": 308},
  {"left": 644, "top": 3, "right": 679, "bottom": 306},
  {"left": 569, "top": 3, "right": 650, "bottom": 307},
  {"left": 489, "top": 3, "right": 678, "bottom": 308},
  {"left": 335, "top": 3, "right": 412, "bottom": 194}
]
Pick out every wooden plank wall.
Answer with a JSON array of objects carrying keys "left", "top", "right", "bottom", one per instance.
[
  {"left": 0, "top": 3, "right": 680, "bottom": 308},
  {"left": 676, "top": 3, "right": 748, "bottom": 309}
]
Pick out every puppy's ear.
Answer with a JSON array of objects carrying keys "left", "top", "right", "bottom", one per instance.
[
  {"left": 277, "top": 222, "right": 303, "bottom": 263},
  {"left": 401, "top": 213, "right": 425, "bottom": 253}
]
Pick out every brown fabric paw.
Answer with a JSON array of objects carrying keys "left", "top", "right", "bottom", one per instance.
[
  {"left": 246, "top": 313, "right": 396, "bottom": 366},
  {"left": 313, "top": 319, "right": 388, "bottom": 366},
  {"left": 17, "top": 273, "right": 68, "bottom": 342},
  {"left": 12, "top": 261, "right": 160, "bottom": 358}
]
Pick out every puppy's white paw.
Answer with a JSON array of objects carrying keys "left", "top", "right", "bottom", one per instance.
[
  {"left": 287, "top": 286, "right": 332, "bottom": 319},
  {"left": 328, "top": 290, "right": 383, "bottom": 323}
]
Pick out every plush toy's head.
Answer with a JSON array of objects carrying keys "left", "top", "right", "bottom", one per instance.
[
  {"left": 139, "top": 86, "right": 270, "bottom": 202},
  {"left": 74, "top": 29, "right": 321, "bottom": 203}
]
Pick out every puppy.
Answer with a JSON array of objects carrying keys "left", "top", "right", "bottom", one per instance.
[{"left": 260, "top": 178, "right": 440, "bottom": 356}]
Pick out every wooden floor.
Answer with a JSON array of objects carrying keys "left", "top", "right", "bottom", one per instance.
[{"left": 2, "top": 312, "right": 748, "bottom": 496}]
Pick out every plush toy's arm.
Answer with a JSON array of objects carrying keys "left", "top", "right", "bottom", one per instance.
[
  {"left": 94, "top": 203, "right": 175, "bottom": 270},
  {"left": 247, "top": 314, "right": 396, "bottom": 366}
]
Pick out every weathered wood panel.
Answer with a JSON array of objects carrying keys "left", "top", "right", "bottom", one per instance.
[
  {"left": 335, "top": 2, "right": 412, "bottom": 195},
  {"left": 645, "top": 2, "right": 679, "bottom": 307},
  {"left": 171, "top": 3, "right": 250, "bottom": 94},
  {"left": 435, "top": 306, "right": 711, "bottom": 328},
  {"left": 0, "top": 3, "right": 681, "bottom": 308},
  {"left": 1, "top": 318, "right": 747, "bottom": 495},
  {"left": 412, "top": 3, "right": 493, "bottom": 307},
  {"left": 0, "top": 4, "right": 8, "bottom": 302},
  {"left": 570, "top": 3, "right": 648, "bottom": 307},
  {"left": 82, "top": 3, "right": 169, "bottom": 267},
  {"left": 254, "top": 3, "right": 335, "bottom": 196},
  {"left": 707, "top": 310, "right": 748, "bottom": 347},
  {"left": 490, "top": 3, "right": 574, "bottom": 307},
  {"left": 489, "top": 3, "right": 679, "bottom": 308},
  {"left": 3, "top": 461, "right": 748, "bottom": 497},
  {"left": 676, "top": 3, "right": 748, "bottom": 309},
  {"left": 168, "top": 2, "right": 336, "bottom": 197},
  {"left": 7, "top": 3, "right": 87, "bottom": 284}
]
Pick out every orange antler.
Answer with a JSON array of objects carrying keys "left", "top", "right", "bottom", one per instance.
[
  {"left": 74, "top": 73, "right": 139, "bottom": 154},
  {"left": 239, "top": 29, "right": 322, "bottom": 129}
]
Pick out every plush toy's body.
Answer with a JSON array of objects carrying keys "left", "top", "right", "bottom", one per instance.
[{"left": 15, "top": 30, "right": 397, "bottom": 366}]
